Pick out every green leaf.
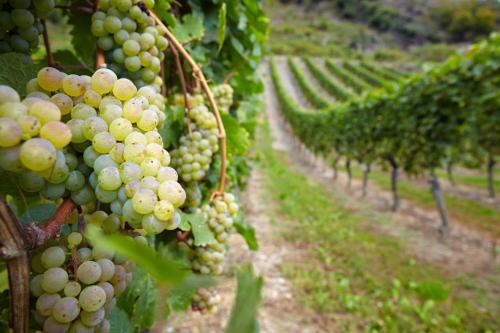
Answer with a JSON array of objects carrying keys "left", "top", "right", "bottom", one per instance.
[
  {"left": 168, "top": 288, "right": 195, "bottom": 311},
  {"left": 52, "top": 50, "right": 92, "bottom": 75},
  {"left": 222, "top": 113, "right": 250, "bottom": 155},
  {"left": 135, "top": 275, "right": 157, "bottom": 329},
  {"left": 0, "top": 53, "right": 41, "bottom": 96},
  {"left": 172, "top": 14, "right": 205, "bottom": 43},
  {"left": 234, "top": 221, "right": 259, "bottom": 251},
  {"left": 177, "top": 210, "right": 191, "bottom": 231},
  {"left": 85, "top": 225, "right": 188, "bottom": 285},
  {"left": 159, "top": 106, "right": 184, "bottom": 148},
  {"left": 225, "top": 264, "right": 263, "bottom": 333},
  {"left": 0, "top": 262, "right": 7, "bottom": 293},
  {"left": 19, "top": 203, "right": 57, "bottom": 225},
  {"left": 68, "top": 5, "right": 96, "bottom": 67},
  {"left": 217, "top": 3, "right": 227, "bottom": 51},
  {"left": 117, "top": 267, "right": 147, "bottom": 317},
  {"left": 108, "top": 308, "right": 134, "bottom": 333},
  {"left": 188, "top": 213, "right": 215, "bottom": 246}
]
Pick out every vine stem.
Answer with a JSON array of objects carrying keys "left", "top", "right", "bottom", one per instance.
[
  {"left": 41, "top": 19, "right": 54, "bottom": 67},
  {"left": 149, "top": 10, "right": 227, "bottom": 198}
]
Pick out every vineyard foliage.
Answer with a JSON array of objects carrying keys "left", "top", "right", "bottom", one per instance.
[{"left": 0, "top": 0, "right": 268, "bottom": 332}]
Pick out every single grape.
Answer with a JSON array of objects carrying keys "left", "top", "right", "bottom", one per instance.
[
  {"left": 41, "top": 267, "right": 68, "bottom": 293},
  {"left": 17, "top": 115, "right": 41, "bottom": 139},
  {"left": 64, "top": 281, "right": 82, "bottom": 297},
  {"left": 65, "top": 170, "right": 85, "bottom": 191},
  {"left": 62, "top": 75, "right": 86, "bottom": 97},
  {"left": 36, "top": 293, "right": 61, "bottom": 316},
  {"left": 122, "top": 199, "right": 143, "bottom": 227},
  {"left": 102, "top": 214, "right": 121, "bottom": 233},
  {"left": 0, "top": 101, "right": 27, "bottom": 119},
  {"left": 40, "top": 121, "right": 72, "bottom": 149},
  {"left": 72, "top": 103, "right": 97, "bottom": 120},
  {"left": 91, "top": 68, "right": 117, "bottom": 95},
  {"left": 113, "top": 78, "right": 137, "bottom": 101},
  {"left": 109, "top": 142, "right": 125, "bottom": 163},
  {"left": 52, "top": 296, "right": 80, "bottom": 323},
  {"left": 95, "top": 184, "right": 118, "bottom": 203},
  {"left": 41, "top": 246, "right": 66, "bottom": 268},
  {"left": 100, "top": 104, "right": 123, "bottom": 125},
  {"left": 28, "top": 100, "right": 61, "bottom": 124},
  {"left": 0, "top": 117, "right": 22, "bottom": 147},
  {"left": 153, "top": 200, "right": 174, "bottom": 221},
  {"left": 19, "top": 138, "right": 56, "bottom": 171},
  {"left": 123, "top": 142, "right": 146, "bottom": 164},
  {"left": 157, "top": 166, "right": 178, "bottom": 182},
  {"left": 79, "top": 285, "right": 107, "bottom": 312},
  {"left": 132, "top": 188, "right": 157, "bottom": 214},
  {"left": 140, "top": 175, "right": 159, "bottom": 192},
  {"left": 142, "top": 214, "right": 166, "bottom": 234},
  {"left": 98, "top": 166, "right": 122, "bottom": 191},
  {"left": 0, "top": 85, "right": 20, "bottom": 103},
  {"left": 71, "top": 185, "right": 95, "bottom": 205},
  {"left": 66, "top": 119, "right": 86, "bottom": 143},
  {"left": 157, "top": 180, "right": 186, "bottom": 207},
  {"left": 80, "top": 307, "right": 106, "bottom": 327},
  {"left": 109, "top": 117, "right": 133, "bottom": 141},
  {"left": 93, "top": 154, "right": 118, "bottom": 174},
  {"left": 97, "top": 258, "right": 115, "bottom": 282},
  {"left": 93, "top": 132, "right": 116, "bottom": 154},
  {"left": 30, "top": 274, "right": 44, "bottom": 297},
  {"left": 37, "top": 67, "right": 64, "bottom": 92},
  {"left": 124, "top": 131, "right": 147, "bottom": 145},
  {"left": 77, "top": 260, "right": 102, "bottom": 285},
  {"left": 69, "top": 320, "right": 95, "bottom": 333}
]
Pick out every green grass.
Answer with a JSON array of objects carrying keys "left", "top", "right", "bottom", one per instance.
[
  {"left": 256, "top": 120, "right": 499, "bottom": 332},
  {"left": 434, "top": 169, "right": 500, "bottom": 191},
  {"left": 349, "top": 164, "right": 500, "bottom": 238}
]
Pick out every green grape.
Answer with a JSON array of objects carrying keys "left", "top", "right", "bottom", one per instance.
[
  {"left": 17, "top": 115, "right": 41, "bottom": 139},
  {"left": 97, "top": 258, "right": 115, "bottom": 282},
  {"left": 19, "top": 138, "right": 56, "bottom": 171},
  {"left": 81, "top": 307, "right": 105, "bottom": 327},
  {"left": 109, "top": 117, "right": 133, "bottom": 141},
  {"left": 117, "top": 186, "right": 127, "bottom": 202},
  {"left": 41, "top": 182, "right": 66, "bottom": 200},
  {"left": 153, "top": 200, "right": 174, "bottom": 221},
  {"left": 30, "top": 274, "right": 43, "bottom": 297},
  {"left": 11, "top": 9, "right": 34, "bottom": 28},
  {"left": 37, "top": 67, "right": 63, "bottom": 92},
  {"left": 110, "top": 200, "right": 122, "bottom": 214},
  {"left": 0, "top": 101, "right": 27, "bottom": 119},
  {"left": 123, "top": 142, "right": 146, "bottom": 164},
  {"left": 140, "top": 175, "right": 159, "bottom": 192},
  {"left": 156, "top": 166, "right": 178, "bottom": 182},
  {"left": 40, "top": 121, "right": 72, "bottom": 149},
  {"left": 101, "top": 104, "right": 123, "bottom": 125},
  {"left": 82, "top": 116, "right": 108, "bottom": 140},
  {"left": 109, "top": 142, "right": 124, "bottom": 163},
  {"left": 145, "top": 142, "right": 162, "bottom": 158},
  {"left": 112, "top": 48, "right": 125, "bottom": 63},
  {"left": 92, "top": 245, "right": 114, "bottom": 260},
  {"left": 124, "top": 56, "right": 141, "bottom": 72},
  {"left": 91, "top": 68, "right": 117, "bottom": 95},
  {"left": 91, "top": 19, "right": 107, "bottom": 37},
  {"left": 41, "top": 246, "right": 66, "bottom": 268},
  {"left": 113, "top": 78, "right": 137, "bottom": 101},
  {"left": 66, "top": 119, "right": 86, "bottom": 143},
  {"left": 141, "top": 68, "right": 155, "bottom": 83},
  {"left": 71, "top": 185, "right": 95, "bottom": 205},
  {"left": 41, "top": 151, "right": 69, "bottom": 184},
  {"left": 124, "top": 180, "right": 140, "bottom": 198},
  {"left": 124, "top": 131, "right": 146, "bottom": 145},
  {"left": 121, "top": 16, "right": 136, "bottom": 32},
  {"left": 122, "top": 199, "right": 143, "bottom": 227},
  {"left": 132, "top": 188, "right": 157, "bottom": 214},
  {"left": 63, "top": 281, "right": 82, "bottom": 298},
  {"left": 113, "top": 29, "right": 129, "bottom": 45},
  {"left": 28, "top": 100, "right": 61, "bottom": 124},
  {"left": 92, "top": 11, "right": 106, "bottom": 21},
  {"left": 145, "top": 131, "right": 162, "bottom": 145},
  {"left": 33, "top": 0, "right": 55, "bottom": 12},
  {"left": 72, "top": 103, "right": 97, "bottom": 120},
  {"left": 89, "top": 171, "right": 98, "bottom": 188},
  {"left": 102, "top": 214, "right": 121, "bottom": 233},
  {"left": 43, "top": 316, "right": 70, "bottom": 333},
  {"left": 87, "top": 210, "right": 108, "bottom": 226},
  {"left": 67, "top": 232, "right": 83, "bottom": 247},
  {"left": 97, "top": 36, "right": 114, "bottom": 50},
  {"left": 142, "top": 214, "right": 165, "bottom": 234},
  {"left": 52, "top": 296, "right": 80, "bottom": 323},
  {"left": 110, "top": 265, "right": 125, "bottom": 285},
  {"left": 137, "top": 109, "right": 159, "bottom": 131},
  {"left": 140, "top": 157, "right": 160, "bottom": 176},
  {"left": 95, "top": 184, "right": 118, "bottom": 203},
  {"left": 139, "top": 33, "right": 155, "bottom": 50},
  {"left": 0, "top": 117, "right": 22, "bottom": 147},
  {"left": 0, "top": 85, "right": 20, "bottom": 103},
  {"left": 119, "top": 161, "right": 141, "bottom": 183},
  {"left": 83, "top": 89, "right": 102, "bottom": 108},
  {"left": 157, "top": 180, "right": 185, "bottom": 207},
  {"left": 69, "top": 319, "right": 95, "bottom": 333},
  {"left": 103, "top": 15, "right": 122, "bottom": 33},
  {"left": 62, "top": 75, "right": 86, "bottom": 97},
  {"left": 97, "top": 281, "right": 114, "bottom": 302},
  {"left": 18, "top": 171, "right": 45, "bottom": 193},
  {"left": 93, "top": 132, "right": 116, "bottom": 153},
  {"left": 93, "top": 154, "right": 118, "bottom": 174},
  {"left": 77, "top": 247, "right": 92, "bottom": 262},
  {"left": 41, "top": 267, "right": 69, "bottom": 293},
  {"left": 77, "top": 260, "right": 102, "bottom": 285},
  {"left": 83, "top": 146, "right": 100, "bottom": 167},
  {"left": 36, "top": 293, "right": 61, "bottom": 316},
  {"left": 122, "top": 98, "right": 143, "bottom": 123},
  {"left": 64, "top": 152, "right": 78, "bottom": 170},
  {"left": 79, "top": 285, "right": 106, "bottom": 312},
  {"left": 26, "top": 91, "right": 50, "bottom": 101},
  {"left": 65, "top": 170, "right": 85, "bottom": 191},
  {"left": 98, "top": 166, "right": 122, "bottom": 191}
]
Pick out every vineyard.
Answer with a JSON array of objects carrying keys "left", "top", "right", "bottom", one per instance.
[{"left": 0, "top": 0, "right": 499, "bottom": 332}]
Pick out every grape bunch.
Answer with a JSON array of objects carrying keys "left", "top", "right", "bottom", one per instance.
[
  {"left": 90, "top": 0, "right": 168, "bottom": 90},
  {"left": 192, "top": 288, "right": 221, "bottom": 314},
  {"left": 170, "top": 104, "right": 219, "bottom": 183},
  {"left": 30, "top": 232, "right": 137, "bottom": 333},
  {"left": 0, "top": 66, "right": 187, "bottom": 235},
  {"left": 211, "top": 84, "right": 233, "bottom": 113},
  {"left": 0, "top": 0, "right": 55, "bottom": 54}
]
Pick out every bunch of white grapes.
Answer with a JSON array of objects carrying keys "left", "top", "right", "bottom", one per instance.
[
  {"left": 172, "top": 93, "right": 204, "bottom": 110},
  {"left": 192, "top": 288, "right": 221, "bottom": 314},
  {"left": 90, "top": 0, "right": 168, "bottom": 90},
  {"left": 0, "top": 0, "right": 55, "bottom": 54},
  {"left": 170, "top": 104, "right": 219, "bottom": 183},
  {"left": 211, "top": 84, "right": 233, "bottom": 113},
  {"left": 30, "top": 232, "right": 137, "bottom": 333}
]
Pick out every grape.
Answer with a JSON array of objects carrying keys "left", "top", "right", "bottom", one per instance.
[
  {"left": 93, "top": 155, "right": 118, "bottom": 174},
  {"left": 40, "top": 121, "right": 72, "bottom": 149},
  {"left": 36, "top": 293, "right": 61, "bottom": 316},
  {"left": 97, "top": 36, "right": 114, "bottom": 50},
  {"left": 91, "top": 68, "right": 117, "bottom": 95},
  {"left": 72, "top": 103, "right": 97, "bottom": 120},
  {"left": 77, "top": 261, "right": 102, "bottom": 285},
  {"left": 118, "top": 161, "right": 142, "bottom": 184},
  {"left": 104, "top": 15, "right": 122, "bottom": 33},
  {"left": 98, "top": 166, "right": 122, "bottom": 191},
  {"left": 122, "top": 199, "right": 143, "bottom": 226},
  {"left": 140, "top": 175, "right": 159, "bottom": 192},
  {"left": 62, "top": 75, "right": 86, "bottom": 97},
  {"left": 109, "top": 142, "right": 124, "bottom": 163},
  {"left": 113, "top": 78, "right": 136, "bottom": 101},
  {"left": 92, "top": 132, "right": 116, "bottom": 153},
  {"left": 0, "top": 145, "right": 23, "bottom": 172},
  {"left": 68, "top": 232, "right": 83, "bottom": 247},
  {"left": 140, "top": 157, "right": 160, "bottom": 176},
  {"left": 19, "top": 138, "right": 56, "bottom": 171},
  {"left": 142, "top": 214, "right": 165, "bottom": 234},
  {"left": 97, "top": 281, "right": 114, "bottom": 301},
  {"left": 17, "top": 114, "right": 41, "bottom": 138},
  {"left": 11, "top": 9, "right": 34, "bottom": 28},
  {"left": 0, "top": 117, "right": 22, "bottom": 147},
  {"left": 100, "top": 103, "right": 123, "bottom": 124},
  {"left": 41, "top": 182, "right": 65, "bottom": 200},
  {"left": 0, "top": 85, "right": 20, "bottom": 103},
  {"left": 123, "top": 142, "right": 146, "bottom": 163},
  {"left": 123, "top": 98, "right": 143, "bottom": 123},
  {"left": 132, "top": 188, "right": 157, "bottom": 214},
  {"left": 79, "top": 285, "right": 106, "bottom": 312},
  {"left": 166, "top": 211, "right": 181, "bottom": 230},
  {"left": 137, "top": 109, "right": 159, "bottom": 131},
  {"left": 153, "top": 200, "right": 174, "bottom": 221},
  {"left": 71, "top": 185, "right": 95, "bottom": 205},
  {"left": 30, "top": 274, "right": 44, "bottom": 297},
  {"left": 82, "top": 116, "right": 108, "bottom": 141},
  {"left": 102, "top": 214, "right": 121, "bottom": 233},
  {"left": 65, "top": 170, "right": 85, "bottom": 191},
  {"left": 28, "top": 100, "right": 61, "bottom": 124},
  {"left": 97, "top": 258, "right": 115, "bottom": 282},
  {"left": 66, "top": 119, "right": 86, "bottom": 143},
  {"left": 157, "top": 180, "right": 186, "bottom": 207},
  {"left": 41, "top": 267, "right": 68, "bottom": 293},
  {"left": 157, "top": 166, "right": 178, "bottom": 182},
  {"left": 64, "top": 281, "right": 82, "bottom": 297},
  {"left": 124, "top": 131, "right": 147, "bottom": 145},
  {"left": 41, "top": 246, "right": 66, "bottom": 268},
  {"left": 95, "top": 184, "right": 118, "bottom": 203},
  {"left": 52, "top": 297, "right": 80, "bottom": 323},
  {"left": 80, "top": 307, "right": 105, "bottom": 327},
  {"left": 69, "top": 320, "right": 95, "bottom": 333},
  {"left": 77, "top": 248, "right": 93, "bottom": 262},
  {"left": 37, "top": 67, "right": 64, "bottom": 92},
  {"left": 43, "top": 315, "right": 70, "bottom": 333}
]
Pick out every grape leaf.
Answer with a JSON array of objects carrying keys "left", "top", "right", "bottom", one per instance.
[
  {"left": 117, "top": 267, "right": 147, "bottom": 317},
  {"left": 67, "top": 5, "right": 96, "bottom": 68},
  {"left": 234, "top": 220, "right": 258, "bottom": 251},
  {"left": 109, "top": 308, "right": 133, "bottom": 333},
  {"left": 222, "top": 113, "right": 250, "bottom": 155},
  {"left": 168, "top": 288, "right": 195, "bottom": 311},
  {"left": 19, "top": 203, "right": 57, "bottom": 225},
  {"left": 0, "top": 53, "right": 41, "bottom": 96},
  {"left": 172, "top": 14, "right": 205, "bottom": 43},
  {"left": 53, "top": 50, "right": 92, "bottom": 75},
  {"left": 217, "top": 3, "right": 227, "bottom": 51},
  {"left": 134, "top": 275, "right": 157, "bottom": 329},
  {"left": 177, "top": 210, "right": 191, "bottom": 231},
  {"left": 225, "top": 264, "right": 263, "bottom": 333},
  {"left": 188, "top": 214, "right": 215, "bottom": 246}
]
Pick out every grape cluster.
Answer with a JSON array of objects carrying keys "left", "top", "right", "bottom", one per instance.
[
  {"left": 90, "top": 0, "right": 168, "bottom": 90},
  {"left": 0, "top": 67, "right": 187, "bottom": 235},
  {"left": 30, "top": 232, "right": 137, "bottom": 333},
  {"left": 211, "top": 84, "right": 233, "bottom": 113},
  {"left": 0, "top": 0, "right": 55, "bottom": 54},
  {"left": 192, "top": 288, "right": 221, "bottom": 314},
  {"left": 170, "top": 104, "right": 219, "bottom": 183}
]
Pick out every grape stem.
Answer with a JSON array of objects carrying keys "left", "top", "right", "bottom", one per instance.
[
  {"left": 149, "top": 10, "right": 227, "bottom": 197},
  {"left": 23, "top": 198, "right": 77, "bottom": 249},
  {"left": 41, "top": 19, "right": 55, "bottom": 67}
]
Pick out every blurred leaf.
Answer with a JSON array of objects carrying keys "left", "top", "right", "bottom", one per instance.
[
  {"left": 19, "top": 203, "right": 57, "bottom": 225},
  {"left": 160, "top": 106, "right": 184, "bottom": 148},
  {"left": 109, "top": 308, "right": 133, "bottom": 333},
  {"left": 234, "top": 220, "right": 258, "bottom": 251},
  {"left": 67, "top": 4, "right": 96, "bottom": 67},
  {"left": 222, "top": 113, "right": 250, "bottom": 155},
  {"left": 225, "top": 264, "right": 263, "bottom": 333},
  {"left": 168, "top": 288, "right": 195, "bottom": 311},
  {"left": 117, "top": 267, "right": 147, "bottom": 317},
  {"left": 177, "top": 210, "right": 191, "bottom": 231},
  {"left": 52, "top": 50, "right": 92, "bottom": 75},
  {"left": 0, "top": 53, "right": 40, "bottom": 96},
  {"left": 188, "top": 213, "right": 215, "bottom": 246},
  {"left": 172, "top": 14, "right": 205, "bottom": 43},
  {"left": 217, "top": 3, "right": 227, "bottom": 51},
  {"left": 135, "top": 274, "right": 157, "bottom": 329}
]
